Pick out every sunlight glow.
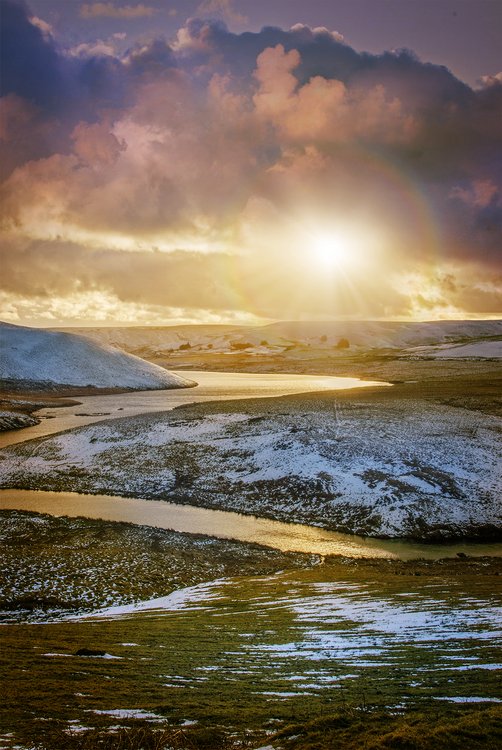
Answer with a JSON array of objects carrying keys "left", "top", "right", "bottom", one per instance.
[
  {"left": 312, "top": 231, "right": 353, "bottom": 270},
  {"left": 309, "top": 227, "right": 369, "bottom": 272},
  {"left": 9, "top": 221, "right": 225, "bottom": 255}
]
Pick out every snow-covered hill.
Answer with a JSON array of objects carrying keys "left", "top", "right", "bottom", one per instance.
[
  {"left": 405, "top": 340, "right": 502, "bottom": 359},
  {"left": 60, "top": 320, "right": 502, "bottom": 357},
  {"left": 0, "top": 322, "right": 194, "bottom": 391},
  {"left": 263, "top": 319, "right": 502, "bottom": 350},
  {"left": 2, "top": 396, "right": 500, "bottom": 540}
]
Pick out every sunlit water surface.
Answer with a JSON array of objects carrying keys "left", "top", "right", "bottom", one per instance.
[
  {"left": 1, "top": 489, "right": 500, "bottom": 560},
  {"left": 0, "top": 370, "right": 388, "bottom": 448}
]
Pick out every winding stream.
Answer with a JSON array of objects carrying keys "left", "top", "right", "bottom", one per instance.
[{"left": 0, "top": 487, "right": 501, "bottom": 559}]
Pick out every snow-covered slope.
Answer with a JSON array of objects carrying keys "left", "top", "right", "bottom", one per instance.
[
  {"left": 61, "top": 320, "right": 502, "bottom": 356},
  {"left": 3, "top": 397, "right": 500, "bottom": 540},
  {"left": 406, "top": 340, "right": 502, "bottom": 359},
  {"left": 263, "top": 320, "right": 502, "bottom": 349},
  {"left": 0, "top": 322, "right": 194, "bottom": 390}
]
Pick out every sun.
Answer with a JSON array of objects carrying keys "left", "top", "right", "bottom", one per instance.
[
  {"left": 298, "top": 219, "right": 385, "bottom": 275},
  {"left": 311, "top": 230, "right": 355, "bottom": 271}
]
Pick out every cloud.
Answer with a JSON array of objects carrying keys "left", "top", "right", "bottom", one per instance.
[
  {"left": 0, "top": 94, "right": 54, "bottom": 179},
  {"left": 0, "top": 0, "right": 132, "bottom": 131},
  {"left": 252, "top": 44, "right": 417, "bottom": 145},
  {"left": 70, "top": 39, "right": 117, "bottom": 58},
  {"left": 196, "top": 0, "right": 248, "bottom": 27},
  {"left": 450, "top": 180, "right": 498, "bottom": 209},
  {"left": 479, "top": 71, "right": 502, "bottom": 88},
  {"left": 29, "top": 15, "right": 54, "bottom": 40},
  {"left": 80, "top": 2, "right": 156, "bottom": 19},
  {"left": 71, "top": 119, "right": 127, "bottom": 166},
  {"left": 290, "top": 23, "right": 344, "bottom": 45},
  {"left": 3, "top": 230, "right": 501, "bottom": 323},
  {"left": 69, "top": 29, "right": 127, "bottom": 58},
  {"left": 0, "top": 0, "right": 67, "bottom": 110},
  {"left": 1, "top": 5, "right": 501, "bottom": 320}
]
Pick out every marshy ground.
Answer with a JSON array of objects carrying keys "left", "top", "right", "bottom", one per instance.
[
  {"left": 0, "top": 517, "right": 501, "bottom": 748},
  {"left": 1, "top": 352, "right": 501, "bottom": 748}
]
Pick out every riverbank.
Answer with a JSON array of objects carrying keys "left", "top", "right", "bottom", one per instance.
[
  {"left": 1, "top": 379, "right": 499, "bottom": 541},
  {"left": 0, "top": 370, "right": 385, "bottom": 448},
  {"left": 0, "top": 394, "right": 82, "bottom": 433},
  {"left": 0, "top": 510, "right": 316, "bottom": 622}
]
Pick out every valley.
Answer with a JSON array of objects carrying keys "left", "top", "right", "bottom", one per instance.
[{"left": 0, "top": 321, "right": 501, "bottom": 749}]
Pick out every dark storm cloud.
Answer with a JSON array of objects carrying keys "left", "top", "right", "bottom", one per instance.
[
  {"left": 0, "top": 0, "right": 68, "bottom": 110},
  {"left": 0, "top": 4, "right": 480, "bottom": 121},
  {"left": 125, "top": 38, "right": 177, "bottom": 76},
  {"left": 0, "top": 0, "right": 127, "bottom": 114},
  {"left": 176, "top": 18, "right": 473, "bottom": 106},
  {"left": 0, "top": 0, "right": 133, "bottom": 175}
]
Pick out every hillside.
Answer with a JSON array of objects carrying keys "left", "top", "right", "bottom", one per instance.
[
  {"left": 0, "top": 322, "right": 194, "bottom": 391},
  {"left": 59, "top": 320, "right": 502, "bottom": 358}
]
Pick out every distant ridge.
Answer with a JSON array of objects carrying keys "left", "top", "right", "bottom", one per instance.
[{"left": 58, "top": 319, "right": 502, "bottom": 357}]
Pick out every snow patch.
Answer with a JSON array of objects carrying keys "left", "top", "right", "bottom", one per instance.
[
  {"left": 92, "top": 708, "right": 164, "bottom": 720},
  {"left": 433, "top": 696, "right": 502, "bottom": 703}
]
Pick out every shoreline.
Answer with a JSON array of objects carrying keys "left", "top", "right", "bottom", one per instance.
[{"left": 1, "top": 359, "right": 500, "bottom": 543}]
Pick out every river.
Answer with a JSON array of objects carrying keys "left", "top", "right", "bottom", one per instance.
[
  {"left": 0, "top": 370, "right": 388, "bottom": 449},
  {"left": 1, "top": 487, "right": 500, "bottom": 560},
  {"left": 1, "top": 370, "right": 500, "bottom": 559}
]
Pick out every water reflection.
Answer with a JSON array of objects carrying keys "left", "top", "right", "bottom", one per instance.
[
  {"left": 0, "top": 489, "right": 500, "bottom": 561},
  {"left": 0, "top": 370, "right": 389, "bottom": 449}
]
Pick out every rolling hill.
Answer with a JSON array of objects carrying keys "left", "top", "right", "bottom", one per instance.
[{"left": 0, "top": 322, "right": 194, "bottom": 391}]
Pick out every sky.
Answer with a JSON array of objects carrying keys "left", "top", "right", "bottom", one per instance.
[{"left": 0, "top": 0, "right": 501, "bottom": 326}]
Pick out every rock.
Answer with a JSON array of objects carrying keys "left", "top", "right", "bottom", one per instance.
[
  {"left": 0, "top": 410, "right": 39, "bottom": 432},
  {"left": 75, "top": 648, "right": 106, "bottom": 656}
]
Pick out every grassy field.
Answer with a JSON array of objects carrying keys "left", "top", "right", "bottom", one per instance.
[
  {"left": 0, "top": 511, "right": 315, "bottom": 619},
  {"left": 1, "top": 354, "right": 501, "bottom": 748},
  {"left": 1, "top": 516, "right": 501, "bottom": 748}
]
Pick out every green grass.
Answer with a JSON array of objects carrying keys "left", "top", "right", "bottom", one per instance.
[
  {"left": 273, "top": 705, "right": 502, "bottom": 750},
  {"left": 12, "top": 705, "right": 502, "bottom": 749},
  {"left": 0, "top": 511, "right": 315, "bottom": 618},
  {"left": 17, "top": 724, "right": 241, "bottom": 750},
  {"left": 1, "top": 550, "right": 501, "bottom": 748}
]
